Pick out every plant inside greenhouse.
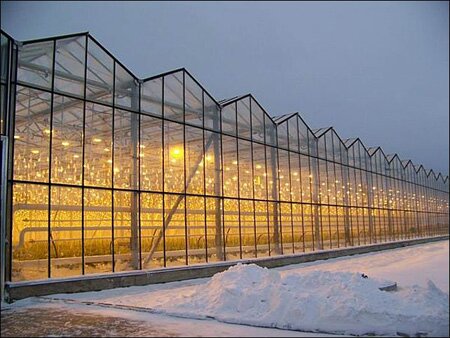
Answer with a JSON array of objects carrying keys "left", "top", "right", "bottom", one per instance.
[{"left": 0, "top": 30, "right": 448, "bottom": 283}]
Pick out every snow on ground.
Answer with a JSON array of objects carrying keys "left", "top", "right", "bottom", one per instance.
[
  {"left": 148, "top": 265, "right": 448, "bottom": 336},
  {"left": 3, "top": 297, "right": 340, "bottom": 337},
  {"left": 278, "top": 239, "right": 449, "bottom": 291},
  {"left": 6, "top": 240, "right": 449, "bottom": 337}
]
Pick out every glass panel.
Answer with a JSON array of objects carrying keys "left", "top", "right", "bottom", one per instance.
[
  {"left": 298, "top": 117, "right": 309, "bottom": 154},
  {"left": 266, "top": 146, "right": 279, "bottom": 201},
  {"left": 114, "top": 109, "right": 139, "bottom": 189},
  {"left": 253, "top": 142, "right": 267, "bottom": 200},
  {"left": 164, "top": 71, "right": 184, "bottom": 122},
  {"left": 0, "top": 33, "right": 8, "bottom": 134},
  {"left": 318, "top": 159, "right": 328, "bottom": 205},
  {"left": 238, "top": 139, "right": 253, "bottom": 199},
  {"left": 330, "top": 162, "right": 340, "bottom": 206},
  {"left": 251, "top": 99, "right": 264, "bottom": 142},
  {"left": 277, "top": 122, "right": 288, "bottom": 150},
  {"left": 140, "top": 115, "right": 162, "bottom": 191},
  {"left": 288, "top": 117, "right": 299, "bottom": 152},
  {"left": 255, "top": 201, "right": 269, "bottom": 257},
  {"left": 292, "top": 203, "right": 304, "bottom": 253},
  {"left": 164, "top": 121, "right": 184, "bottom": 193},
  {"left": 18, "top": 40, "right": 54, "bottom": 89},
  {"left": 84, "top": 188, "right": 112, "bottom": 274},
  {"left": 221, "top": 104, "right": 236, "bottom": 136},
  {"left": 300, "top": 154, "right": 311, "bottom": 203},
  {"left": 12, "top": 183, "right": 48, "bottom": 281},
  {"left": 50, "top": 186, "right": 82, "bottom": 278},
  {"left": 308, "top": 131, "right": 318, "bottom": 157},
  {"left": 317, "top": 135, "right": 326, "bottom": 159},
  {"left": 184, "top": 74, "right": 203, "bottom": 127},
  {"left": 164, "top": 194, "right": 186, "bottom": 267},
  {"left": 205, "top": 197, "right": 223, "bottom": 262},
  {"left": 318, "top": 205, "right": 330, "bottom": 250},
  {"left": 279, "top": 149, "right": 290, "bottom": 201},
  {"left": 337, "top": 206, "right": 347, "bottom": 247},
  {"left": 186, "top": 196, "right": 206, "bottom": 264},
  {"left": 326, "top": 132, "right": 334, "bottom": 161},
  {"left": 281, "top": 202, "right": 293, "bottom": 253},
  {"left": 51, "top": 95, "right": 83, "bottom": 185},
  {"left": 204, "top": 130, "right": 222, "bottom": 196},
  {"left": 265, "top": 114, "right": 277, "bottom": 146},
  {"left": 1, "top": 84, "right": 5, "bottom": 135},
  {"left": 114, "top": 190, "right": 140, "bottom": 272},
  {"left": 303, "top": 204, "right": 314, "bottom": 251},
  {"left": 333, "top": 132, "right": 344, "bottom": 163},
  {"left": 115, "top": 63, "right": 138, "bottom": 111},
  {"left": 84, "top": 102, "right": 112, "bottom": 187},
  {"left": 140, "top": 193, "right": 164, "bottom": 269},
  {"left": 14, "top": 86, "right": 51, "bottom": 182},
  {"left": 290, "top": 152, "right": 301, "bottom": 202},
  {"left": 141, "top": 77, "right": 162, "bottom": 116},
  {"left": 268, "top": 201, "right": 281, "bottom": 256},
  {"left": 54, "top": 36, "right": 86, "bottom": 98},
  {"left": 86, "top": 37, "right": 113, "bottom": 105},
  {"left": 237, "top": 97, "right": 251, "bottom": 139},
  {"left": 1, "top": 33, "right": 9, "bottom": 81},
  {"left": 222, "top": 135, "right": 238, "bottom": 197},
  {"left": 204, "top": 93, "right": 220, "bottom": 131},
  {"left": 240, "top": 199, "right": 256, "bottom": 258},
  {"left": 184, "top": 126, "right": 204, "bottom": 195},
  {"left": 223, "top": 198, "right": 240, "bottom": 260}
]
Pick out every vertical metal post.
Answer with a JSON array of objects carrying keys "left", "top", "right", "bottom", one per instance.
[
  {"left": 310, "top": 156, "right": 321, "bottom": 250},
  {"left": 81, "top": 34, "right": 88, "bottom": 275},
  {"left": 324, "top": 134, "right": 332, "bottom": 248},
  {"left": 366, "top": 165, "right": 374, "bottom": 243},
  {"left": 212, "top": 108, "right": 223, "bottom": 260},
  {"left": 235, "top": 102, "right": 242, "bottom": 259},
  {"left": 0, "top": 136, "right": 8, "bottom": 303},
  {"left": 342, "top": 151, "right": 352, "bottom": 246},
  {"left": 111, "top": 61, "right": 116, "bottom": 272},
  {"left": 130, "top": 83, "right": 139, "bottom": 270},
  {"left": 270, "top": 143, "right": 280, "bottom": 254},
  {"left": 47, "top": 40, "right": 57, "bottom": 278},
  {"left": 6, "top": 39, "right": 18, "bottom": 284}
]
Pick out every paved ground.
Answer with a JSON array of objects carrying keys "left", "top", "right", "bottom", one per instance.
[
  {"left": 1, "top": 304, "right": 178, "bottom": 337},
  {"left": 1, "top": 297, "right": 329, "bottom": 337}
]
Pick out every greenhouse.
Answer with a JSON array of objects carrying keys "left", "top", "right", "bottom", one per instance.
[{"left": 0, "top": 30, "right": 448, "bottom": 284}]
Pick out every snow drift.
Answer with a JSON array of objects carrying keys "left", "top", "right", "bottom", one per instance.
[{"left": 151, "top": 264, "right": 449, "bottom": 336}]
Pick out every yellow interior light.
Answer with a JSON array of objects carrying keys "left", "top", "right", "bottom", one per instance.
[{"left": 171, "top": 147, "right": 183, "bottom": 159}]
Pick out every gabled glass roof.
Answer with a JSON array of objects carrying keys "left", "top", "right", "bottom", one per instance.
[{"left": 3, "top": 28, "right": 448, "bottom": 183}]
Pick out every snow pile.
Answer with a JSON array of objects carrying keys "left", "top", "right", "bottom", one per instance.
[{"left": 153, "top": 264, "right": 449, "bottom": 336}]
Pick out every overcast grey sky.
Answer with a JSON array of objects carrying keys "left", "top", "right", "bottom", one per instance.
[{"left": 2, "top": 1, "right": 449, "bottom": 175}]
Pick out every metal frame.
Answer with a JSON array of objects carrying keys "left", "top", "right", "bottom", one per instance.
[{"left": 0, "top": 29, "right": 448, "bottom": 285}]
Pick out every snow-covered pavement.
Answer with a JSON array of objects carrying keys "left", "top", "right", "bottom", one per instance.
[{"left": 3, "top": 240, "right": 449, "bottom": 337}]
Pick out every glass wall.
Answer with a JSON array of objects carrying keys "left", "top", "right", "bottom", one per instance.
[{"left": 2, "top": 30, "right": 449, "bottom": 282}]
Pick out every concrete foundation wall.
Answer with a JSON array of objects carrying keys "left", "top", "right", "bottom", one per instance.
[{"left": 6, "top": 235, "right": 449, "bottom": 302}]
